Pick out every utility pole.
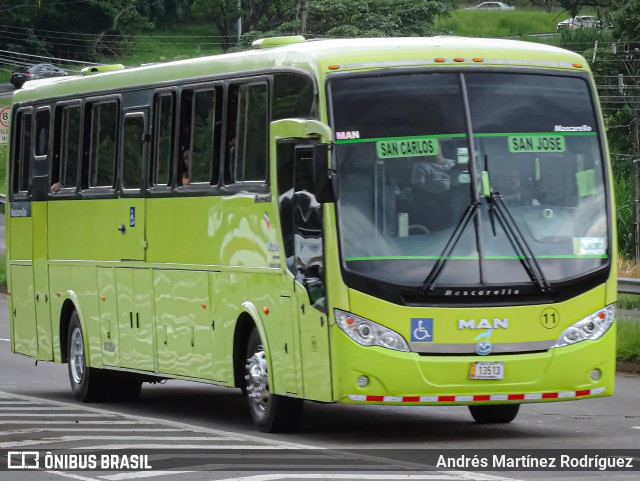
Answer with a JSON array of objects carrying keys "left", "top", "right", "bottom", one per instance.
[
  {"left": 299, "top": 0, "right": 308, "bottom": 35},
  {"left": 613, "top": 43, "right": 640, "bottom": 259},
  {"left": 237, "top": 0, "right": 242, "bottom": 44}
]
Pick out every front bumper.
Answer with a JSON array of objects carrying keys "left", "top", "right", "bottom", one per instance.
[{"left": 333, "top": 322, "right": 615, "bottom": 405}]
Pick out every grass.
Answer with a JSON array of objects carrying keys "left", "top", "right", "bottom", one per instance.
[
  {"left": 617, "top": 318, "right": 640, "bottom": 361},
  {"left": 97, "top": 23, "right": 223, "bottom": 67},
  {"left": 0, "top": 254, "right": 5, "bottom": 292},
  {"left": 434, "top": 8, "right": 562, "bottom": 37}
]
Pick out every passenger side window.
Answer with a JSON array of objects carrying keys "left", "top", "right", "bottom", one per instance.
[
  {"left": 12, "top": 110, "right": 32, "bottom": 194},
  {"left": 122, "top": 114, "right": 145, "bottom": 190},
  {"left": 233, "top": 82, "right": 268, "bottom": 183},
  {"left": 88, "top": 101, "right": 118, "bottom": 188},
  {"left": 52, "top": 104, "right": 81, "bottom": 192},
  {"left": 152, "top": 93, "right": 174, "bottom": 187},
  {"left": 178, "top": 86, "right": 222, "bottom": 186},
  {"left": 35, "top": 108, "right": 50, "bottom": 157}
]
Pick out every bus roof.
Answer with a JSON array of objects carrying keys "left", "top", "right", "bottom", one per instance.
[{"left": 12, "top": 36, "right": 588, "bottom": 103}]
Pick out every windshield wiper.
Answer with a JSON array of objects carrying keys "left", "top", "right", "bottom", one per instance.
[
  {"left": 487, "top": 192, "right": 551, "bottom": 294},
  {"left": 423, "top": 155, "right": 551, "bottom": 295},
  {"left": 422, "top": 201, "right": 480, "bottom": 292}
]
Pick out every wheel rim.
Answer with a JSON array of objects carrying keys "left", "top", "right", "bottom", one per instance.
[
  {"left": 245, "top": 347, "right": 269, "bottom": 412},
  {"left": 69, "top": 327, "right": 85, "bottom": 384}
]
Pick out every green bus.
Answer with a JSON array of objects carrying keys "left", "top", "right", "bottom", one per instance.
[{"left": 7, "top": 36, "right": 616, "bottom": 432}]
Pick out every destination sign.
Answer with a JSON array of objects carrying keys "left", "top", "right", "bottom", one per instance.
[
  {"left": 508, "top": 135, "right": 566, "bottom": 153},
  {"left": 376, "top": 137, "right": 439, "bottom": 159}
]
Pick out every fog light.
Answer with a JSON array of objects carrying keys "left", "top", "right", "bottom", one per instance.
[
  {"left": 591, "top": 369, "right": 601, "bottom": 381},
  {"left": 357, "top": 375, "right": 369, "bottom": 387}
]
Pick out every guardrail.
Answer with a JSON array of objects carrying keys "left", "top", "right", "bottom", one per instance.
[{"left": 618, "top": 278, "right": 640, "bottom": 295}]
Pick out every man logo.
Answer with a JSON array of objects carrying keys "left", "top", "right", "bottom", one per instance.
[
  {"left": 476, "top": 341, "right": 492, "bottom": 356},
  {"left": 475, "top": 329, "right": 493, "bottom": 356}
]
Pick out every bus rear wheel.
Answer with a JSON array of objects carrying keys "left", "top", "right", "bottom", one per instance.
[
  {"left": 244, "top": 328, "right": 303, "bottom": 432},
  {"left": 67, "top": 311, "right": 107, "bottom": 402},
  {"left": 468, "top": 404, "right": 520, "bottom": 424}
]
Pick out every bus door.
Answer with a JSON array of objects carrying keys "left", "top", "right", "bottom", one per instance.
[
  {"left": 113, "top": 109, "right": 153, "bottom": 371},
  {"left": 276, "top": 140, "right": 332, "bottom": 401},
  {"left": 118, "top": 109, "right": 148, "bottom": 262},
  {"left": 9, "top": 107, "right": 37, "bottom": 358}
]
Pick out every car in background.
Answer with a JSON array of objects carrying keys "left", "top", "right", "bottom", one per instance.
[
  {"left": 11, "top": 63, "right": 68, "bottom": 89},
  {"left": 469, "top": 2, "right": 514, "bottom": 10},
  {"left": 557, "top": 15, "right": 603, "bottom": 31}
]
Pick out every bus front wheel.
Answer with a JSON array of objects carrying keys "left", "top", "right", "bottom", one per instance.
[
  {"left": 67, "top": 311, "right": 107, "bottom": 402},
  {"left": 244, "top": 328, "right": 303, "bottom": 432},
  {"left": 468, "top": 404, "right": 520, "bottom": 424}
]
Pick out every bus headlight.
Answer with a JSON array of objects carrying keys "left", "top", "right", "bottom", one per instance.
[
  {"left": 335, "top": 309, "right": 409, "bottom": 352},
  {"left": 551, "top": 305, "right": 615, "bottom": 349}
]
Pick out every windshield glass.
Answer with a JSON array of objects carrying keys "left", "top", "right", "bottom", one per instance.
[{"left": 331, "top": 72, "right": 608, "bottom": 288}]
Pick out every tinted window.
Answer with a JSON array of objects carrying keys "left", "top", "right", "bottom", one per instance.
[
  {"left": 191, "top": 89, "right": 217, "bottom": 184},
  {"left": 235, "top": 83, "right": 268, "bottom": 182},
  {"left": 35, "top": 109, "right": 49, "bottom": 157},
  {"left": 89, "top": 101, "right": 118, "bottom": 188},
  {"left": 273, "top": 73, "right": 315, "bottom": 120},
  {"left": 122, "top": 114, "right": 145, "bottom": 189},
  {"left": 54, "top": 105, "right": 81, "bottom": 190},
  {"left": 13, "top": 111, "right": 32, "bottom": 194},
  {"left": 153, "top": 93, "right": 173, "bottom": 187}
]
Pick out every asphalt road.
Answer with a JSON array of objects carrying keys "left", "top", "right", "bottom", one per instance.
[{"left": 0, "top": 294, "right": 638, "bottom": 481}]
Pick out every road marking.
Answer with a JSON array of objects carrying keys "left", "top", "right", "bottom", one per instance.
[
  {"left": 0, "top": 436, "right": 239, "bottom": 448},
  {"left": 48, "top": 472, "right": 101, "bottom": 481},
  {"left": 0, "top": 338, "right": 10, "bottom": 342},
  {"left": 72, "top": 444, "right": 300, "bottom": 450},
  {"left": 212, "top": 475, "right": 498, "bottom": 481},
  {"left": 0, "top": 413, "right": 119, "bottom": 417},
  {"left": 0, "top": 420, "right": 152, "bottom": 425},
  {"left": 0, "top": 428, "right": 187, "bottom": 435},
  {"left": 0, "top": 406, "right": 87, "bottom": 410},
  {"left": 0, "top": 390, "right": 317, "bottom": 449},
  {"left": 99, "top": 472, "right": 194, "bottom": 480}
]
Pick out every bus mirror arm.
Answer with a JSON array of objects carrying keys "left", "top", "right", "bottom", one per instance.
[{"left": 312, "top": 143, "right": 336, "bottom": 203}]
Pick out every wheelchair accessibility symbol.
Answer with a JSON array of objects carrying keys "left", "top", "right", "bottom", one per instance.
[{"left": 410, "top": 318, "right": 434, "bottom": 342}]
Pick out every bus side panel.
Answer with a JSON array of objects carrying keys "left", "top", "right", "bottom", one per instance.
[
  {"left": 97, "top": 267, "right": 119, "bottom": 367},
  {"left": 154, "top": 269, "right": 220, "bottom": 380},
  {"left": 33, "top": 202, "right": 52, "bottom": 360},
  {"left": 49, "top": 264, "right": 103, "bottom": 368},
  {"left": 10, "top": 264, "right": 37, "bottom": 357},
  {"left": 115, "top": 268, "right": 155, "bottom": 372}
]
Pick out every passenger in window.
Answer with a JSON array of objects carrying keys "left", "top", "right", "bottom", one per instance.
[
  {"left": 410, "top": 141, "right": 455, "bottom": 230},
  {"left": 179, "top": 123, "right": 191, "bottom": 186},
  {"left": 500, "top": 170, "right": 540, "bottom": 206}
]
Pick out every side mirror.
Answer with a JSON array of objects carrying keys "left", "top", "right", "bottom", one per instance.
[{"left": 312, "top": 143, "right": 336, "bottom": 203}]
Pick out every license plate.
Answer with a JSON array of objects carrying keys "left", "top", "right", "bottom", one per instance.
[{"left": 470, "top": 361, "right": 504, "bottom": 380}]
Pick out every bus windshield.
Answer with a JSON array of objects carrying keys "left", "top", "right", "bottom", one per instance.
[{"left": 331, "top": 72, "right": 608, "bottom": 289}]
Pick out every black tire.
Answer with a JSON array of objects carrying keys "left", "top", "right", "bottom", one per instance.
[
  {"left": 244, "top": 328, "right": 303, "bottom": 432},
  {"left": 67, "top": 311, "right": 108, "bottom": 402},
  {"left": 469, "top": 404, "right": 520, "bottom": 424}
]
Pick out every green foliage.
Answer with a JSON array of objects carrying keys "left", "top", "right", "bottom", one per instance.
[
  {"left": 617, "top": 317, "right": 640, "bottom": 361},
  {"left": 613, "top": 0, "right": 640, "bottom": 40},
  {"left": 615, "top": 171, "right": 633, "bottom": 258},
  {"left": 0, "top": 254, "right": 5, "bottom": 292},
  {"left": 434, "top": 8, "right": 559, "bottom": 37},
  {"left": 192, "top": 0, "right": 297, "bottom": 51},
  {"left": 306, "top": 0, "right": 455, "bottom": 37}
]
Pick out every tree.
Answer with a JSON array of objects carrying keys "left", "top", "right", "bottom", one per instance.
[{"left": 192, "top": 0, "right": 297, "bottom": 52}]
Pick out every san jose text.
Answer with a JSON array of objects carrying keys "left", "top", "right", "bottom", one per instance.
[{"left": 436, "top": 454, "right": 636, "bottom": 471}]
